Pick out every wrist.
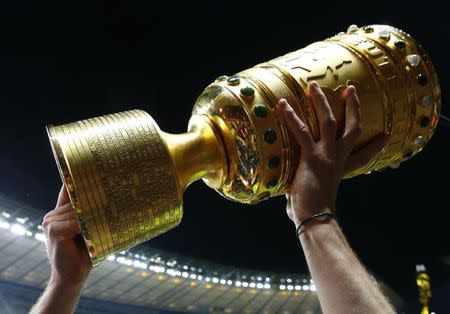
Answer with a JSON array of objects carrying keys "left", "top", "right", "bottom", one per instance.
[
  {"left": 296, "top": 211, "right": 336, "bottom": 236},
  {"left": 48, "top": 273, "right": 87, "bottom": 293},
  {"left": 297, "top": 217, "right": 343, "bottom": 244}
]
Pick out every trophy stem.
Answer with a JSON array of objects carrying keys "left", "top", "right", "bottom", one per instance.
[{"left": 161, "top": 114, "right": 228, "bottom": 191}]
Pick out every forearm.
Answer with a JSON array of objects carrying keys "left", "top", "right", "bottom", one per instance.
[
  {"left": 299, "top": 217, "right": 395, "bottom": 314},
  {"left": 30, "top": 277, "right": 85, "bottom": 314}
]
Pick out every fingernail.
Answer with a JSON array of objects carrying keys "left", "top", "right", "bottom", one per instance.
[
  {"left": 309, "top": 81, "right": 319, "bottom": 89},
  {"left": 278, "top": 98, "right": 288, "bottom": 108},
  {"left": 346, "top": 85, "right": 356, "bottom": 95}
]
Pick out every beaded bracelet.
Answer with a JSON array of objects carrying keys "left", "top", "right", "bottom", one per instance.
[{"left": 296, "top": 212, "right": 336, "bottom": 236}]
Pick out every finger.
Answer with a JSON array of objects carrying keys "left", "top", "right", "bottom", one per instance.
[
  {"left": 56, "top": 184, "right": 71, "bottom": 208},
  {"left": 44, "top": 219, "right": 81, "bottom": 238},
  {"left": 48, "top": 203, "right": 73, "bottom": 216},
  {"left": 45, "top": 211, "right": 77, "bottom": 223},
  {"left": 308, "top": 81, "right": 337, "bottom": 145},
  {"left": 338, "top": 86, "right": 362, "bottom": 157},
  {"left": 45, "top": 203, "right": 74, "bottom": 220},
  {"left": 278, "top": 99, "right": 314, "bottom": 154},
  {"left": 344, "top": 134, "right": 389, "bottom": 173}
]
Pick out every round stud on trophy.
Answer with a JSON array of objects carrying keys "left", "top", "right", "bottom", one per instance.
[{"left": 47, "top": 24, "right": 441, "bottom": 265}]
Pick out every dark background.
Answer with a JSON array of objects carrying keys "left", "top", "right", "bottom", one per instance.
[{"left": 1, "top": 1, "right": 449, "bottom": 312}]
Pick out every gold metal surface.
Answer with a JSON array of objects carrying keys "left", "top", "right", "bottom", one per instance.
[{"left": 47, "top": 24, "right": 441, "bottom": 265}]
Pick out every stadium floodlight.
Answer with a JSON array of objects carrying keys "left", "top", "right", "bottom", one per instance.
[
  {"left": 182, "top": 272, "right": 189, "bottom": 278},
  {"left": 190, "top": 274, "right": 197, "bottom": 279},
  {"left": 133, "top": 260, "right": 148, "bottom": 269},
  {"left": 117, "top": 256, "right": 133, "bottom": 266},
  {"left": 249, "top": 282, "right": 256, "bottom": 288},
  {"left": 212, "top": 277, "right": 219, "bottom": 283},
  {"left": 295, "top": 285, "right": 301, "bottom": 291},
  {"left": 279, "top": 285, "right": 286, "bottom": 290},
  {"left": 287, "top": 285, "right": 294, "bottom": 291},
  {"left": 11, "top": 223, "right": 26, "bottom": 236},
  {"left": 205, "top": 277, "right": 211, "bottom": 282},
  {"left": 256, "top": 283, "right": 263, "bottom": 289},
  {"left": 220, "top": 279, "right": 226, "bottom": 285},
  {"left": 34, "top": 233, "right": 46, "bottom": 242},
  {"left": 0, "top": 218, "right": 10, "bottom": 229},
  {"left": 197, "top": 275, "right": 203, "bottom": 280},
  {"left": 286, "top": 278, "right": 292, "bottom": 283},
  {"left": 265, "top": 277, "right": 270, "bottom": 282},
  {"left": 235, "top": 281, "right": 242, "bottom": 287},
  {"left": 1, "top": 212, "right": 10, "bottom": 218},
  {"left": 264, "top": 283, "right": 271, "bottom": 289},
  {"left": 149, "top": 265, "right": 165, "bottom": 273},
  {"left": 310, "top": 285, "right": 316, "bottom": 291},
  {"left": 15, "top": 217, "right": 27, "bottom": 224},
  {"left": 107, "top": 255, "right": 116, "bottom": 261},
  {"left": 227, "top": 280, "right": 232, "bottom": 285},
  {"left": 303, "top": 285, "right": 310, "bottom": 291}
]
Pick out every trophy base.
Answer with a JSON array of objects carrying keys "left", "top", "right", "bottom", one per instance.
[{"left": 47, "top": 110, "right": 183, "bottom": 266}]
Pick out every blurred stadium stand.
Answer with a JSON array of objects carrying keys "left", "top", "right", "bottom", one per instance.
[{"left": 0, "top": 194, "right": 400, "bottom": 313}]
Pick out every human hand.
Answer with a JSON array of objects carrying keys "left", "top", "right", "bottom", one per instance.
[
  {"left": 42, "top": 185, "right": 92, "bottom": 287},
  {"left": 278, "top": 81, "right": 388, "bottom": 228}
]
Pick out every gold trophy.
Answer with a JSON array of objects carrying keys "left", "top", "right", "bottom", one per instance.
[
  {"left": 47, "top": 24, "right": 441, "bottom": 265},
  {"left": 416, "top": 264, "right": 432, "bottom": 314}
]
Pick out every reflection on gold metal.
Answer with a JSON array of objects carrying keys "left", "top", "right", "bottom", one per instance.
[
  {"left": 416, "top": 264, "right": 432, "bottom": 314},
  {"left": 47, "top": 25, "right": 441, "bottom": 265}
]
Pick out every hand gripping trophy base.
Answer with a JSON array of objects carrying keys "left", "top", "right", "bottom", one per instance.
[{"left": 47, "top": 25, "right": 440, "bottom": 265}]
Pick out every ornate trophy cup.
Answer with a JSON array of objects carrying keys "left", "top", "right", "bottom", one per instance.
[{"left": 47, "top": 25, "right": 440, "bottom": 265}]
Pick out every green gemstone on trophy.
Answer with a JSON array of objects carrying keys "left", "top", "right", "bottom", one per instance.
[
  {"left": 264, "top": 129, "right": 277, "bottom": 144},
  {"left": 268, "top": 157, "right": 280, "bottom": 169},
  {"left": 215, "top": 75, "right": 228, "bottom": 82},
  {"left": 417, "top": 74, "right": 427, "bottom": 86},
  {"left": 265, "top": 178, "right": 278, "bottom": 189},
  {"left": 240, "top": 86, "right": 255, "bottom": 97},
  {"left": 227, "top": 76, "right": 240, "bottom": 85},
  {"left": 253, "top": 104, "right": 268, "bottom": 118}
]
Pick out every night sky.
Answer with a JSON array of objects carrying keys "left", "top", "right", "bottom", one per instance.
[{"left": 1, "top": 1, "right": 449, "bottom": 311}]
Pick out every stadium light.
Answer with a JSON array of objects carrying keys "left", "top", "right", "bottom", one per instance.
[
  {"left": 15, "top": 217, "right": 27, "bottom": 224},
  {"left": 11, "top": 223, "right": 26, "bottom": 236},
  {"left": 34, "top": 233, "right": 45, "bottom": 242},
  {"left": 0, "top": 218, "right": 10, "bottom": 229}
]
